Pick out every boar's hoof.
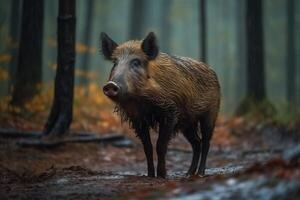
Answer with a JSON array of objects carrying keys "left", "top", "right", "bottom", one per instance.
[
  {"left": 148, "top": 171, "right": 155, "bottom": 177},
  {"left": 157, "top": 170, "right": 166, "bottom": 179},
  {"left": 197, "top": 169, "right": 206, "bottom": 177},
  {"left": 185, "top": 171, "right": 197, "bottom": 177}
]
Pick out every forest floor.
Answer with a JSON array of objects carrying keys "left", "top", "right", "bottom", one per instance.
[{"left": 0, "top": 116, "right": 300, "bottom": 200}]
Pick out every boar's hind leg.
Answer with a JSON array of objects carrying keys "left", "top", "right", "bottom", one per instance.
[
  {"left": 134, "top": 123, "right": 155, "bottom": 177},
  {"left": 198, "top": 112, "right": 217, "bottom": 176},
  {"left": 156, "top": 117, "right": 176, "bottom": 178},
  {"left": 183, "top": 124, "right": 201, "bottom": 176}
]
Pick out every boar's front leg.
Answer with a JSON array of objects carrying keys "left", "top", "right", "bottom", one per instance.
[
  {"left": 134, "top": 122, "right": 155, "bottom": 177},
  {"left": 156, "top": 116, "right": 176, "bottom": 178}
]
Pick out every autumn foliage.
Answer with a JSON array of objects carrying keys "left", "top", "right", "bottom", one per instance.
[{"left": 0, "top": 82, "right": 124, "bottom": 134}]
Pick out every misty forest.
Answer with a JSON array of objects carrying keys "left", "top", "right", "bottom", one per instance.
[{"left": 0, "top": 0, "right": 300, "bottom": 199}]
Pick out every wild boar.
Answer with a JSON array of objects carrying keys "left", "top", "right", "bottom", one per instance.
[{"left": 100, "top": 32, "right": 220, "bottom": 178}]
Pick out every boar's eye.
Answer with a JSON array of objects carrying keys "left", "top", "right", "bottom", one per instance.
[{"left": 130, "top": 59, "right": 141, "bottom": 69}]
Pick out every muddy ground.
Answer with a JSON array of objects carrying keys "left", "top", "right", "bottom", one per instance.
[{"left": 0, "top": 118, "right": 300, "bottom": 200}]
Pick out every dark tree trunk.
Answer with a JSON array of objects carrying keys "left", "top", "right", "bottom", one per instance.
[
  {"left": 43, "top": 0, "right": 76, "bottom": 136},
  {"left": 8, "top": 0, "right": 22, "bottom": 93},
  {"left": 129, "top": 0, "right": 145, "bottom": 39},
  {"left": 79, "top": 0, "right": 95, "bottom": 85},
  {"left": 11, "top": 0, "right": 44, "bottom": 107},
  {"left": 286, "top": 0, "right": 296, "bottom": 107},
  {"left": 246, "top": 0, "right": 265, "bottom": 101},
  {"left": 160, "top": 0, "right": 171, "bottom": 52},
  {"left": 235, "top": 0, "right": 246, "bottom": 102},
  {"left": 199, "top": 0, "right": 206, "bottom": 62},
  {"left": 236, "top": 0, "right": 275, "bottom": 117}
]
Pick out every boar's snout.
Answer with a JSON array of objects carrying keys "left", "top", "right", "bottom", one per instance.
[{"left": 103, "top": 81, "right": 120, "bottom": 98}]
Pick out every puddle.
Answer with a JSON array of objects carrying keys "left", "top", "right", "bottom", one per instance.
[
  {"left": 206, "top": 164, "right": 246, "bottom": 175},
  {"left": 97, "top": 175, "right": 125, "bottom": 180},
  {"left": 56, "top": 178, "right": 69, "bottom": 184},
  {"left": 170, "top": 177, "right": 300, "bottom": 200},
  {"left": 117, "top": 171, "right": 141, "bottom": 176}
]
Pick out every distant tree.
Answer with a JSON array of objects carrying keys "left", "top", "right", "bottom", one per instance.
[
  {"left": 79, "top": 0, "right": 95, "bottom": 85},
  {"left": 11, "top": 0, "right": 44, "bottom": 107},
  {"left": 8, "top": 0, "right": 22, "bottom": 93},
  {"left": 235, "top": 0, "right": 246, "bottom": 102},
  {"left": 245, "top": 0, "right": 264, "bottom": 101},
  {"left": 129, "top": 0, "right": 145, "bottom": 39},
  {"left": 236, "top": 0, "right": 275, "bottom": 117},
  {"left": 43, "top": 0, "right": 76, "bottom": 136},
  {"left": 286, "top": 0, "right": 296, "bottom": 108},
  {"left": 199, "top": 0, "right": 206, "bottom": 62},
  {"left": 160, "top": 0, "right": 171, "bottom": 52}
]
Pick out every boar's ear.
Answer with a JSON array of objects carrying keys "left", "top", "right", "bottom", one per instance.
[
  {"left": 100, "top": 32, "right": 118, "bottom": 60},
  {"left": 141, "top": 32, "right": 159, "bottom": 60}
]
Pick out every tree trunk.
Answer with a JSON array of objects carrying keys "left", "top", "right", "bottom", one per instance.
[
  {"left": 246, "top": 0, "right": 265, "bottom": 101},
  {"left": 235, "top": 0, "right": 246, "bottom": 104},
  {"left": 11, "top": 0, "right": 44, "bottom": 107},
  {"left": 43, "top": 0, "right": 76, "bottom": 136},
  {"left": 160, "top": 0, "right": 171, "bottom": 52},
  {"left": 286, "top": 0, "right": 296, "bottom": 107},
  {"left": 79, "top": 0, "right": 95, "bottom": 85},
  {"left": 236, "top": 0, "right": 275, "bottom": 117},
  {"left": 199, "top": 0, "right": 206, "bottom": 62},
  {"left": 8, "top": 0, "right": 22, "bottom": 93},
  {"left": 129, "top": 0, "right": 145, "bottom": 39}
]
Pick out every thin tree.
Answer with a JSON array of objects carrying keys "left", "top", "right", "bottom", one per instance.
[
  {"left": 236, "top": 0, "right": 275, "bottom": 117},
  {"left": 8, "top": 0, "right": 22, "bottom": 93},
  {"left": 286, "top": 0, "right": 296, "bottom": 108},
  {"left": 79, "top": 0, "right": 95, "bottom": 85},
  {"left": 43, "top": 0, "right": 76, "bottom": 136},
  {"left": 199, "top": 0, "right": 206, "bottom": 62},
  {"left": 246, "top": 0, "right": 265, "bottom": 101},
  {"left": 11, "top": 0, "right": 44, "bottom": 107},
  {"left": 235, "top": 0, "right": 246, "bottom": 102},
  {"left": 129, "top": 0, "right": 145, "bottom": 39},
  {"left": 160, "top": 0, "right": 171, "bottom": 52}
]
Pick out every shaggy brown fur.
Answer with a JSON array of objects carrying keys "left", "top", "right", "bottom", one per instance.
[{"left": 101, "top": 32, "right": 220, "bottom": 178}]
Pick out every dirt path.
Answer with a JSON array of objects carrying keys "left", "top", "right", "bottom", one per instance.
[{"left": 0, "top": 119, "right": 299, "bottom": 199}]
